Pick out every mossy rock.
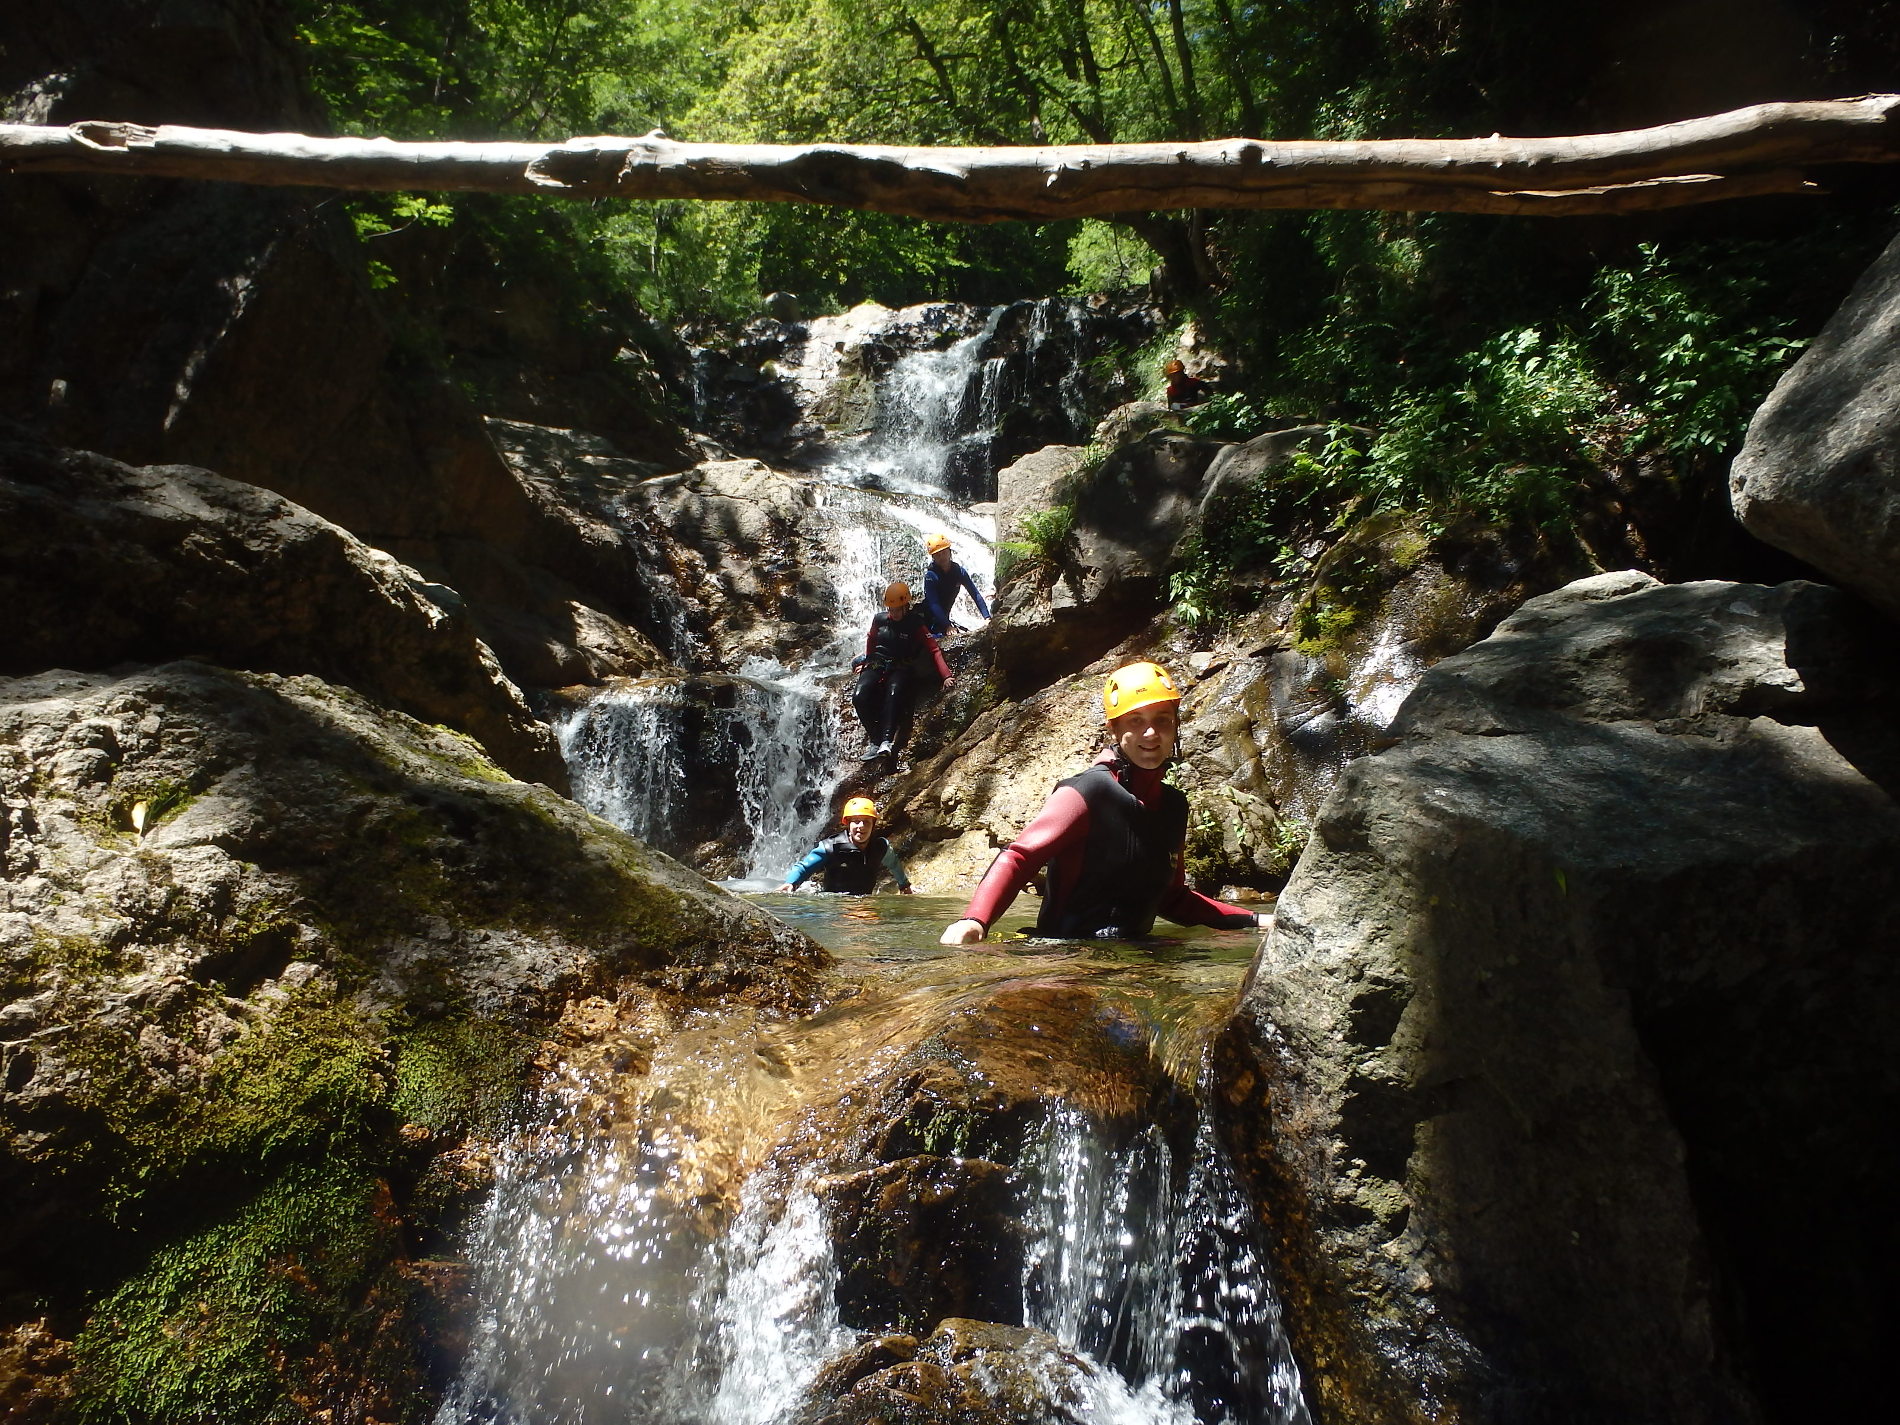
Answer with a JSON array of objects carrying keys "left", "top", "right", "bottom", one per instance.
[{"left": 0, "top": 662, "right": 825, "bottom": 1421}]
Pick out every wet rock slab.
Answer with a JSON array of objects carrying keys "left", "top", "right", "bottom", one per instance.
[{"left": 0, "top": 660, "right": 824, "bottom": 1417}]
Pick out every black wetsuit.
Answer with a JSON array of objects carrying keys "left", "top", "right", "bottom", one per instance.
[{"left": 853, "top": 609, "right": 950, "bottom": 748}]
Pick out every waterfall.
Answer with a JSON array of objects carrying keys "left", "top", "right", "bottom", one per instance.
[
  {"left": 555, "top": 676, "right": 834, "bottom": 881},
  {"left": 563, "top": 300, "right": 1054, "bottom": 881},
  {"left": 436, "top": 959, "right": 1312, "bottom": 1425},
  {"left": 1023, "top": 1102, "right": 1311, "bottom": 1425}
]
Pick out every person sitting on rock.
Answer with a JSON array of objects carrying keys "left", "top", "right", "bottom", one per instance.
[
  {"left": 780, "top": 797, "right": 913, "bottom": 894},
  {"left": 921, "top": 533, "right": 991, "bottom": 638},
  {"left": 1164, "top": 359, "right": 1207, "bottom": 410},
  {"left": 853, "top": 581, "right": 952, "bottom": 760},
  {"left": 939, "top": 661, "right": 1269, "bottom": 943}
]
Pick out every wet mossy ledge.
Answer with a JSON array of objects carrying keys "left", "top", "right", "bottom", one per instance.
[{"left": 0, "top": 661, "right": 823, "bottom": 1423}]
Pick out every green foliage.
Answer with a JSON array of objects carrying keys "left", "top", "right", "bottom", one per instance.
[
  {"left": 1591, "top": 242, "right": 1810, "bottom": 457},
  {"left": 1183, "top": 391, "right": 1274, "bottom": 440},
  {"left": 1066, "top": 220, "right": 1157, "bottom": 295},
  {"left": 998, "top": 500, "right": 1076, "bottom": 580}
]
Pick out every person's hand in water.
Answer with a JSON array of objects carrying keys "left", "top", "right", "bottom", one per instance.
[{"left": 939, "top": 918, "right": 984, "bottom": 945}]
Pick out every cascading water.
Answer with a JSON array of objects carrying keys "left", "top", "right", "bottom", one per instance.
[
  {"left": 435, "top": 918, "right": 1311, "bottom": 1425},
  {"left": 484, "top": 299, "right": 1317, "bottom": 1425},
  {"left": 560, "top": 300, "right": 1060, "bottom": 882},
  {"left": 1024, "top": 1099, "right": 1311, "bottom": 1425}
]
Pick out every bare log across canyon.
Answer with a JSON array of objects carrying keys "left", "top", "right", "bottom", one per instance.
[{"left": 4, "top": 96, "right": 1899, "bottom": 219}]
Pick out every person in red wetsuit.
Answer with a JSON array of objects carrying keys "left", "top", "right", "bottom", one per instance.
[
  {"left": 939, "top": 661, "right": 1270, "bottom": 944},
  {"left": 853, "top": 581, "right": 953, "bottom": 759}
]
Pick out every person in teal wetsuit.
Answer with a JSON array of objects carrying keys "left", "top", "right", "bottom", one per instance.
[{"left": 780, "top": 797, "right": 914, "bottom": 894}]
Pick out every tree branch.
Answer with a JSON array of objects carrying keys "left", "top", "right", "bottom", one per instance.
[{"left": 3, "top": 96, "right": 1896, "bottom": 221}]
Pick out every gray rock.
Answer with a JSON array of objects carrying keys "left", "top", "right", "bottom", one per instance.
[
  {"left": 0, "top": 431, "right": 563, "bottom": 784},
  {"left": 1731, "top": 228, "right": 1900, "bottom": 620},
  {"left": 989, "top": 432, "right": 1225, "bottom": 689},
  {"left": 1195, "top": 424, "right": 1333, "bottom": 518},
  {"left": 1219, "top": 572, "right": 1900, "bottom": 1424}
]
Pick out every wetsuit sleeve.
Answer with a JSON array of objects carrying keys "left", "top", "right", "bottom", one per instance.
[
  {"left": 881, "top": 844, "right": 911, "bottom": 890},
  {"left": 785, "top": 846, "right": 828, "bottom": 888},
  {"left": 922, "top": 628, "right": 952, "bottom": 681},
  {"left": 1157, "top": 852, "right": 1259, "bottom": 928},
  {"left": 961, "top": 785, "right": 1090, "bottom": 929},
  {"left": 960, "top": 566, "right": 991, "bottom": 620}
]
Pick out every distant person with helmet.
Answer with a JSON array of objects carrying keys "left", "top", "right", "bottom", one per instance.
[
  {"left": 780, "top": 797, "right": 913, "bottom": 894},
  {"left": 1164, "top": 360, "right": 1206, "bottom": 410},
  {"left": 853, "top": 581, "right": 952, "bottom": 759},
  {"left": 920, "top": 533, "right": 991, "bottom": 638},
  {"left": 939, "top": 661, "right": 1269, "bottom": 943}
]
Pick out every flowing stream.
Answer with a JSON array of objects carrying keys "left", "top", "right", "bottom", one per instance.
[
  {"left": 488, "top": 299, "right": 1312, "bottom": 1423},
  {"left": 559, "top": 300, "right": 1090, "bottom": 883},
  {"left": 435, "top": 900, "right": 1310, "bottom": 1425}
]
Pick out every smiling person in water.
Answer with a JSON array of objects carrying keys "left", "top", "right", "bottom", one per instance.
[
  {"left": 780, "top": 797, "right": 914, "bottom": 894},
  {"left": 939, "top": 661, "right": 1270, "bottom": 943}
]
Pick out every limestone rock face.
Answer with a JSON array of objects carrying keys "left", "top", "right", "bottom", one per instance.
[
  {"left": 0, "top": 662, "right": 822, "bottom": 1413},
  {"left": 1731, "top": 228, "right": 1900, "bottom": 619},
  {"left": 1218, "top": 572, "right": 1900, "bottom": 1425},
  {"left": 0, "top": 431, "right": 565, "bottom": 784}
]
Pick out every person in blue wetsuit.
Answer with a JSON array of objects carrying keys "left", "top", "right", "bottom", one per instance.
[
  {"left": 921, "top": 533, "right": 990, "bottom": 638},
  {"left": 779, "top": 798, "right": 914, "bottom": 894}
]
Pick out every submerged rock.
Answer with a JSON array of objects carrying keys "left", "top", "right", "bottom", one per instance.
[
  {"left": 0, "top": 661, "right": 822, "bottom": 1421},
  {"left": 1218, "top": 571, "right": 1900, "bottom": 1424},
  {"left": 798, "top": 1319, "right": 1094, "bottom": 1425}
]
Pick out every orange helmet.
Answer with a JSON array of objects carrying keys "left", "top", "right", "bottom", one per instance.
[
  {"left": 841, "top": 796, "right": 878, "bottom": 822},
  {"left": 883, "top": 582, "right": 912, "bottom": 609},
  {"left": 1165, "top": 359, "right": 1186, "bottom": 375},
  {"left": 925, "top": 533, "right": 953, "bottom": 555},
  {"left": 1102, "top": 661, "right": 1181, "bottom": 722}
]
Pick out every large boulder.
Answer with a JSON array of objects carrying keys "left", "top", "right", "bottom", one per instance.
[
  {"left": 0, "top": 431, "right": 564, "bottom": 784},
  {"left": 1217, "top": 571, "right": 1900, "bottom": 1425},
  {"left": 989, "top": 430, "right": 1225, "bottom": 692},
  {"left": 1730, "top": 228, "right": 1900, "bottom": 620},
  {"left": 0, "top": 661, "right": 822, "bottom": 1420}
]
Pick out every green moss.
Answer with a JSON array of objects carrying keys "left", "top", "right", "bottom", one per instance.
[
  {"left": 70, "top": 1158, "right": 402, "bottom": 1425},
  {"left": 424, "top": 726, "right": 514, "bottom": 784},
  {"left": 5, "top": 930, "right": 131, "bottom": 996},
  {"left": 391, "top": 1018, "right": 528, "bottom": 1137}
]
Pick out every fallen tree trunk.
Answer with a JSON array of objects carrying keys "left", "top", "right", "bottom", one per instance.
[{"left": 4, "top": 96, "right": 1898, "bottom": 219}]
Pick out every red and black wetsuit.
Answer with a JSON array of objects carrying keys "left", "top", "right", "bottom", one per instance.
[
  {"left": 853, "top": 609, "right": 952, "bottom": 748},
  {"left": 961, "top": 750, "right": 1256, "bottom": 938}
]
